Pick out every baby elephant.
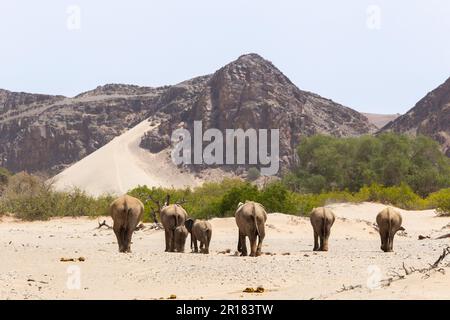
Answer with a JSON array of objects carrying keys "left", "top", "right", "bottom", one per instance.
[
  {"left": 310, "top": 207, "right": 335, "bottom": 251},
  {"left": 110, "top": 195, "right": 144, "bottom": 253},
  {"left": 174, "top": 225, "right": 189, "bottom": 253},
  {"left": 376, "top": 207, "right": 403, "bottom": 252},
  {"left": 185, "top": 218, "right": 212, "bottom": 254}
]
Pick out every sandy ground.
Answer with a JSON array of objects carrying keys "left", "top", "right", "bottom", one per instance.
[{"left": 1, "top": 202, "right": 449, "bottom": 300}]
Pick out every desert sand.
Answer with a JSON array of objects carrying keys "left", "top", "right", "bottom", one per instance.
[
  {"left": 1, "top": 202, "right": 449, "bottom": 300},
  {"left": 51, "top": 119, "right": 234, "bottom": 197}
]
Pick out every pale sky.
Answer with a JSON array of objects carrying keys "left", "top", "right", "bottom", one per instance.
[{"left": 0, "top": 0, "right": 449, "bottom": 114}]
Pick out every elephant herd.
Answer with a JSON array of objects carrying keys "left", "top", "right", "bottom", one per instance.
[{"left": 109, "top": 194, "right": 404, "bottom": 255}]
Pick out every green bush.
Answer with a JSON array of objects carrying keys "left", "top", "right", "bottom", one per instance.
[
  {"left": 0, "top": 172, "right": 113, "bottom": 220},
  {"left": 427, "top": 188, "right": 450, "bottom": 216},
  {"left": 354, "top": 183, "right": 427, "bottom": 210},
  {"left": 287, "top": 133, "right": 450, "bottom": 196},
  {"left": 246, "top": 167, "right": 261, "bottom": 181},
  {"left": 0, "top": 167, "right": 11, "bottom": 186}
]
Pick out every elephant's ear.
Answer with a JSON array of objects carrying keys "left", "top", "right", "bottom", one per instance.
[
  {"left": 237, "top": 202, "right": 244, "bottom": 208},
  {"left": 185, "top": 218, "right": 194, "bottom": 233}
]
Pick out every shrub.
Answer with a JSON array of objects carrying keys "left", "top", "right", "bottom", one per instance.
[
  {"left": 0, "top": 172, "right": 113, "bottom": 220},
  {"left": 426, "top": 188, "right": 450, "bottom": 216},
  {"left": 246, "top": 167, "right": 261, "bottom": 181},
  {"left": 0, "top": 167, "right": 11, "bottom": 186},
  {"left": 355, "top": 183, "right": 426, "bottom": 209},
  {"left": 287, "top": 133, "right": 450, "bottom": 196}
]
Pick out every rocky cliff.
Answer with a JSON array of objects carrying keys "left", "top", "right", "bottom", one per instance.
[
  {"left": 380, "top": 77, "right": 450, "bottom": 156},
  {"left": 141, "top": 54, "right": 376, "bottom": 171}
]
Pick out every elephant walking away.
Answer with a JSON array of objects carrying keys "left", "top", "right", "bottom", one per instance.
[
  {"left": 110, "top": 195, "right": 144, "bottom": 253},
  {"left": 310, "top": 207, "right": 335, "bottom": 251},
  {"left": 376, "top": 207, "right": 403, "bottom": 252},
  {"left": 235, "top": 201, "right": 267, "bottom": 257},
  {"left": 185, "top": 219, "right": 212, "bottom": 254}
]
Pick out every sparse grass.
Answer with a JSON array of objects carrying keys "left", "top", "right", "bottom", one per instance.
[
  {"left": 0, "top": 172, "right": 113, "bottom": 220},
  {"left": 1, "top": 173, "right": 448, "bottom": 221}
]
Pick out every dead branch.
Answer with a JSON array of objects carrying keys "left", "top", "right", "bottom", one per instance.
[
  {"left": 175, "top": 197, "right": 187, "bottom": 206},
  {"left": 336, "top": 284, "right": 362, "bottom": 293},
  {"left": 97, "top": 220, "right": 112, "bottom": 229},
  {"left": 431, "top": 247, "right": 450, "bottom": 268},
  {"left": 135, "top": 223, "right": 145, "bottom": 231},
  {"left": 435, "top": 233, "right": 450, "bottom": 240}
]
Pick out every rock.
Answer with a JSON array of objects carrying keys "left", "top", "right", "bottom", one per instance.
[{"left": 380, "top": 76, "right": 450, "bottom": 156}]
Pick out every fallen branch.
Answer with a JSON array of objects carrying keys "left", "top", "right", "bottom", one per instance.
[
  {"left": 336, "top": 284, "right": 362, "bottom": 293},
  {"left": 435, "top": 233, "right": 450, "bottom": 240},
  {"left": 431, "top": 247, "right": 450, "bottom": 268},
  {"left": 97, "top": 220, "right": 112, "bottom": 229}
]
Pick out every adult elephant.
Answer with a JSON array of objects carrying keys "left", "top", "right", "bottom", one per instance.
[
  {"left": 110, "top": 195, "right": 144, "bottom": 253},
  {"left": 235, "top": 201, "right": 267, "bottom": 257},
  {"left": 160, "top": 198, "right": 188, "bottom": 252},
  {"left": 310, "top": 207, "right": 335, "bottom": 251},
  {"left": 376, "top": 207, "right": 403, "bottom": 252}
]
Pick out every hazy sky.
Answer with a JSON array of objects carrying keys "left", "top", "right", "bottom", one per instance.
[{"left": 1, "top": 1, "right": 449, "bottom": 114}]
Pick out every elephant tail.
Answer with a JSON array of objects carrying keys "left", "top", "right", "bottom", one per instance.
[
  {"left": 172, "top": 205, "right": 179, "bottom": 231},
  {"left": 252, "top": 203, "right": 260, "bottom": 238},
  {"left": 124, "top": 201, "right": 132, "bottom": 226},
  {"left": 387, "top": 209, "right": 392, "bottom": 248},
  {"left": 322, "top": 207, "right": 327, "bottom": 237}
]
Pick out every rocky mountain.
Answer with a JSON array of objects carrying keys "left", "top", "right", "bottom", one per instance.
[
  {"left": 380, "top": 77, "right": 450, "bottom": 156},
  {"left": 0, "top": 86, "right": 165, "bottom": 173},
  {"left": 0, "top": 53, "right": 376, "bottom": 175},
  {"left": 141, "top": 54, "right": 376, "bottom": 171}
]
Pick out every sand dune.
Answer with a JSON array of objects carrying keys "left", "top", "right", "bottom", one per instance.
[
  {"left": 1, "top": 202, "right": 449, "bottom": 300},
  {"left": 52, "top": 119, "right": 202, "bottom": 196}
]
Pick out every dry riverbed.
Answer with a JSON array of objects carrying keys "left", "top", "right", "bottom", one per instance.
[{"left": 1, "top": 202, "right": 449, "bottom": 300}]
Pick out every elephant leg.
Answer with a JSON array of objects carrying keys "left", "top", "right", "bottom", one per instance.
[
  {"left": 239, "top": 233, "right": 248, "bottom": 256},
  {"left": 193, "top": 236, "right": 199, "bottom": 253},
  {"left": 320, "top": 226, "right": 330, "bottom": 251},
  {"left": 388, "top": 232, "right": 395, "bottom": 252},
  {"left": 125, "top": 228, "right": 133, "bottom": 253},
  {"left": 121, "top": 228, "right": 128, "bottom": 252},
  {"left": 164, "top": 230, "right": 170, "bottom": 252},
  {"left": 313, "top": 230, "right": 319, "bottom": 251},
  {"left": 256, "top": 229, "right": 265, "bottom": 257},
  {"left": 169, "top": 230, "right": 175, "bottom": 252},
  {"left": 113, "top": 226, "right": 124, "bottom": 252},
  {"left": 321, "top": 235, "right": 329, "bottom": 251},
  {"left": 379, "top": 229, "right": 388, "bottom": 252},
  {"left": 237, "top": 232, "right": 242, "bottom": 253},
  {"left": 249, "top": 234, "right": 258, "bottom": 257}
]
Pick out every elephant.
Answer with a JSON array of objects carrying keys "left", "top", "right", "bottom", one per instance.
[
  {"left": 174, "top": 225, "right": 189, "bottom": 253},
  {"left": 376, "top": 207, "right": 403, "bottom": 252},
  {"left": 160, "top": 203, "right": 188, "bottom": 252},
  {"left": 235, "top": 201, "right": 267, "bottom": 257},
  {"left": 109, "top": 195, "right": 144, "bottom": 253},
  {"left": 310, "top": 207, "right": 335, "bottom": 251},
  {"left": 185, "top": 218, "right": 212, "bottom": 254}
]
